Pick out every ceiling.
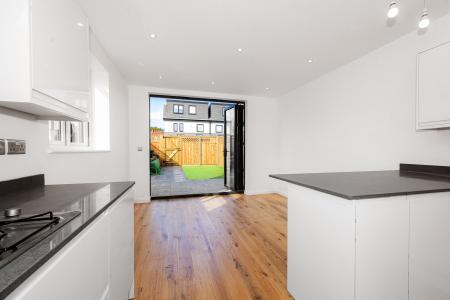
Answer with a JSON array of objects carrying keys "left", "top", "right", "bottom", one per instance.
[{"left": 76, "top": 0, "right": 450, "bottom": 97}]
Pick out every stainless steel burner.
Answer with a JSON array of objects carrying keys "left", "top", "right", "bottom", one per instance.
[{"left": 3, "top": 208, "right": 22, "bottom": 218}]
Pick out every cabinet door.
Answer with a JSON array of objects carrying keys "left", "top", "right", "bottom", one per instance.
[
  {"left": 7, "top": 213, "right": 109, "bottom": 300},
  {"left": 409, "top": 192, "right": 450, "bottom": 300},
  {"left": 355, "top": 196, "right": 409, "bottom": 300},
  {"left": 417, "top": 42, "right": 450, "bottom": 129},
  {"left": 31, "top": 0, "right": 90, "bottom": 112},
  {"left": 108, "top": 190, "right": 134, "bottom": 300},
  {"left": 288, "top": 185, "right": 355, "bottom": 300}
]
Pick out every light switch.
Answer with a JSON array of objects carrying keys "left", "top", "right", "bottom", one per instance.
[
  {"left": 0, "top": 140, "right": 5, "bottom": 155},
  {"left": 7, "top": 139, "right": 26, "bottom": 154}
]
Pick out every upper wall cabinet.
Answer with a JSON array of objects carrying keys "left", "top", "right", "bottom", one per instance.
[
  {"left": 416, "top": 41, "right": 450, "bottom": 130},
  {"left": 0, "top": 0, "right": 90, "bottom": 121}
]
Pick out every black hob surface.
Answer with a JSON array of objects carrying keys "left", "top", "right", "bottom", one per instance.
[{"left": 0, "top": 211, "right": 81, "bottom": 269}]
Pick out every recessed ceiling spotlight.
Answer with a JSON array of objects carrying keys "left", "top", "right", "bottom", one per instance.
[
  {"left": 237, "top": 48, "right": 243, "bottom": 52},
  {"left": 159, "top": 75, "right": 163, "bottom": 80},
  {"left": 211, "top": 81, "right": 215, "bottom": 85},
  {"left": 307, "top": 59, "right": 313, "bottom": 63},
  {"left": 149, "top": 33, "right": 157, "bottom": 39},
  {"left": 265, "top": 87, "right": 270, "bottom": 90},
  {"left": 387, "top": 1, "right": 399, "bottom": 19},
  {"left": 137, "top": 61, "right": 144, "bottom": 66},
  {"left": 418, "top": 8, "right": 430, "bottom": 29},
  {"left": 76, "top": 22, "right": 85, "bottom": 27}
]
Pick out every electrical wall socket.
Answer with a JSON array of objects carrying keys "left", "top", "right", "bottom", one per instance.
[
  {"left": 7, "top": 139, "right": 26, "bottom": 154},
  {"left": 0, "top": 140, "right": 5, "bottom": 155}
]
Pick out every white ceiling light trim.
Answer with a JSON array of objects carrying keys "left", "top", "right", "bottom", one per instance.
[
  {"left": 149, "top": 33, "right": 157, "bottom": 39},
  {"left": 418, "top": 6, "right": 430, "bottom": 28},
  {"left": 387, "top": 1, "right": 399, "bottom": 18}
]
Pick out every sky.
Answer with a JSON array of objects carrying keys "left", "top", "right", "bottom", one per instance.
[{"left": 149, "top": 97, "right": 166, "bottom": 129}]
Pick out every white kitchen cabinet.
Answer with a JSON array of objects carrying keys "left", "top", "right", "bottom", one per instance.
[
  {"left": 355, "top": 197, "right": 409, "bottom": 300},
  {"left": 287, "top": 184, "right": 450, "bottom": 300},
  {"left": 0, "top": 0, "right": 89, "bottom": 121},
  {"left": 6, "top": 212, "right": 110, "bottom": 300},
  {"left": 409, "top": 192, "right": 450, "bottom": 300},
  {"left": 288, "top": 185, "right": 356, "bottom": 300},
  {"left": 108, "top": 190, "right": 135, "bottom": 300},
  {"left": 416, "top": 41, "right": 450, "bottom": 130},
  {"left": 5, "top": 188, "right": 135, "bottom": 300}
]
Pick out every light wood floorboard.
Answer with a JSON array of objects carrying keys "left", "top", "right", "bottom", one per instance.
[{"left": 134, "top": 193, "right": 290, "bottom": 300}]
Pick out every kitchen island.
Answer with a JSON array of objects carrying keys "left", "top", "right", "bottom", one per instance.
[
  {"left": 0, "top": 175, "right": 135, "bottom": 300},
  {"left": 271, "top": 164, "right": 450, "bottom": 300}
]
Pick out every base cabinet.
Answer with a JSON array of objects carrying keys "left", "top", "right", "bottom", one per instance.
[
  {"left": 288, "top": 185, "right": 450, "bottom": 300},
  {"left": 6, "top": 212, "right": 110, "bottom": 300},
  {"left": 108, "top": 190, "right": 134, "bottom": 300},
  {"left": 409, "top": 192, "right": 450, "bottom": 300},
  {"left": 6, "top": 188, "right": 134, "bottom": 300}
]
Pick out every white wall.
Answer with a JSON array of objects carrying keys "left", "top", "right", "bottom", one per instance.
[
  {"left": 277, "top": 14, "right": 450, "bottom": 193},
  {"left": 0, "top": 109, "right": 47, "bottom": 181},
  {"left": 129, "top": 85, "right": 280, "bottom": 202},
  {"left": 0, "top": 33, "right": 129, "bottom": 184}
]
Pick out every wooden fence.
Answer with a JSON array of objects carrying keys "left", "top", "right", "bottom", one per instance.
[{"left": 151, "top": 133, "right": 224, "bottom": 166}]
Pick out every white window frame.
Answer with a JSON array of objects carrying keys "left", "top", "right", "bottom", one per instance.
[
  {"left": 173, "top": 123, "right": 178, "bottom": 132},
  {"left": 196, "top": 124, "right": 204, "bottom": 132},
  {"left": 188, "top": 105, "right": 197, "bottom": 115},
  {"left": 215, "top": 124, "right": 223, "bottom": 133},
  {"left": 173, "top": 104, "right": 184, "bottom": 114},
  {"left": 179, "top": 123, "right": 184, "bottom": 132}
]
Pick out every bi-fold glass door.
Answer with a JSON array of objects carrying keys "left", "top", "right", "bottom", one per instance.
[{"left": 224, "top": 103, "right": 245, "bottom": 192}]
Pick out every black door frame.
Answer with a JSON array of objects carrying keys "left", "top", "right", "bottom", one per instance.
[
  {"left": 224, "top": 103, "right": 245, "bottom": 193},
  {"left": 149, "top": 94, "right": 246, "bottom": 200}
]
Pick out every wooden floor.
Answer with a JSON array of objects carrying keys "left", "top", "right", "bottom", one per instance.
[{"left": 134, "top": 193, "right": 290, "bottom": 300}]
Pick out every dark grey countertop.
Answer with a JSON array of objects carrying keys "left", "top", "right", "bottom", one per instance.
[
  {"left": 270, "top": 164, "right": 450, "bottom": 200},
  {"left": 0, "top": 179, "right": 135, "bottom": 299}
]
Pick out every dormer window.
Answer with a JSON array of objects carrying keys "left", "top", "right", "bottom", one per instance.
[
  {"left": 173, "top": 104, "right": 184, "bottom": 114},
  {"left": 189, "top": 105, "right": 197, "bottom": 115}
]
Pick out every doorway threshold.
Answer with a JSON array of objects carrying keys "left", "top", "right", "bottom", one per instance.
[{"left": 151, "top": 191, "right": 239, "bottom": 200}]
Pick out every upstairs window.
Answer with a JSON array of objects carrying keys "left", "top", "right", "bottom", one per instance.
[
  {"left": 189, "top": 105, "right": 197, "bottom": 115},
  {"left": 173, "top": 104, "right": 184, "bottom": 114},
  {"left": 216, "top": 125, "right": 223, "bottom": 133},
  {"left": 179, "top": 123, "right": 184, "bottom": 132},
  {"left": 173, "top": 123, "right": 178, "bottom": 132},
  {"left": 196, "top": 124, "right": 204, "bottom": 132}
]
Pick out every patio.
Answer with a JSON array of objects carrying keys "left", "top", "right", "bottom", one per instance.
[{"left": 151, "top": 166, "right": 229, "bottom": 197}]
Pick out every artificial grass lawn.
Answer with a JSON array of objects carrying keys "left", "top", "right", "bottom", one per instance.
[{"left": 182, "top": 165, "right": 224, "bottom": 180}]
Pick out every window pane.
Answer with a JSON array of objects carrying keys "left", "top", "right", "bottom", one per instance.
[
  {"left": 49, "top": 121, "right": 66, "bottom": 145},
  {"left": 189, "top": 105, "right": 196, "bottom": 114},
  {"left": 197, "top": 124, "right": 204, "bottom": 132},
  {"left": 173, "top": 123, "right": 178, "bottom": 132},
  {"left": 68, "top": 122, "right": 89, "bottom": 146},
  {"left": 179, "top": 123, "right": 184, "bottom": 132},
  {"left": 179, "top": 105, "right": 184, "bottom": 114}
]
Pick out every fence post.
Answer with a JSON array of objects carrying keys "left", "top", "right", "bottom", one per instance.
[{"left": 199, "top": 136, "right": 202, "bottom": 165}]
